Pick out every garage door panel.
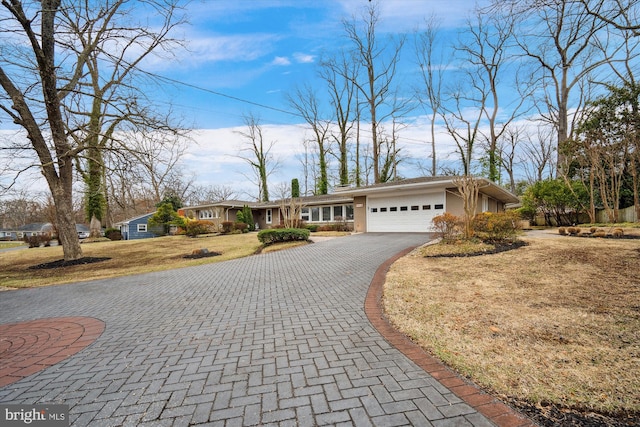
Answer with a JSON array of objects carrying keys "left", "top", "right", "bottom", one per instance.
[{"left": 367, "top": 193, "right": 444, "bottom": 232}]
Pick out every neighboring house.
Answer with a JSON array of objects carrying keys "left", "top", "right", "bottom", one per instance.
[
  {"left": 182, "top": 176, "right": 519, "bottom": 233},
  {"left": 0, "top": 223, "right": 90, "bottom": 241},
  {"left": 115, "top": 212, "right": 163, "bottom": 240}
]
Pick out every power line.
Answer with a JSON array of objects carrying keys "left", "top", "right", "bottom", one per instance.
[
  {"left": 153, "top": 73, "right": 302, "bottom": 119},
  {"left": 149, "top": 71, "right": 434, "bottom": 147}
]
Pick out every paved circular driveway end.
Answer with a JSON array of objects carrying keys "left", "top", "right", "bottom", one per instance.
[
  {"left": 0, "top": 317, "right": 105, "bottom": 387},
  {"left": 365, "top": 246, "right": 536, "bottom": 427}
]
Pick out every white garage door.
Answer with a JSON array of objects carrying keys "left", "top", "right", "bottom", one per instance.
[{"left": 367, "top": 193, "right": 444, "bottom": 232}]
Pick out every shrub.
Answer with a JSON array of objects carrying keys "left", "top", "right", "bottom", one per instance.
[
  {"left": 184, "top": 220, "right": 214, "bottom": 237},
  {"left": 221, "top": 221, "right": 234, "bottom": 234},
  {"left": 332, "top": 217, "right": 351, "bottom": 232},
  {"left": 305, "top": 224, "right": 319, "bottom": 232},
  {"left": 593, "top": 229, "right": 606, "bottom": 237},
  {"left": 566, "top": 227, "right": 580, "bottom": 235},
  {"left": 105, "top": 227, "right": 122, "bottom": 240},
  {"left": 612, "top": 228, "right": 624, "bottom": 238},
  {"left": 558, "top": 227, "right": 567, "bottom": 235},
  {"left": 432, "top": 213, "right": 461, "bottom": 241},
  {"left": 234, "top": 222, "right": 249, "bottom": 233},
  {"left": 472, "top": 211, "right": 521, "bottom": 243},
  {"left": 257, "top": 228, "right": 310, "bottom": 245},
  {"left": 23, "top": 234, "right": 50, "bottom": 248}
]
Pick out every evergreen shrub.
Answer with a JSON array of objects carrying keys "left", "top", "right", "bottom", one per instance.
[{"left": 257, "top": 228, "right": 310, "bottom": 245}]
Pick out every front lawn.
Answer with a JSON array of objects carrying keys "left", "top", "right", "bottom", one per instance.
[
  {"left": 0, "top": 233, "right": 264, "bottom": 289},
  {"left": 384, "top": 230, "right": 640, "bottom": 426}
]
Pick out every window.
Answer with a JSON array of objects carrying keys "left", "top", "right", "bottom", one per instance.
[
  {"left": 301, "top": 207, "right": 310, "bottom": 221},
  {"left": 400, "top": 206, "right": 408, "bottom": 211},
  {"left": 411, "top": 205, "right": 419, "bottom": 211},
  {"left": 137, "top": 224, "right": 147, "bottom": 232},
  {"left": 345, "top": 205, "right": 354, "bottom": 220},
  {"left": 311, "top": 207, "right": 320, "bottom": 221},
  {"left": 434, "top": 204, "right": 444, "bottom": 209},
  {"left": 380, "top": 207, "right": 387, "bottom": 212},
  {"left": 390, "top": 206, "right": 398, "bottom": 212},
  {"left": 371, "top": 208, "right": 378, "bottom": 213},
  {"left": 199, "top": 209, "right": 216, "bottom": 219},
  {"left": 322, "top": 206, "right": 331, "bottom": 221},
  {"left": 423, "top": 205, "right": 431, "bottom": 210},
  {"left": 333, "top": 206, "right": 343, "bottom": 219},
  {"left": 266, "top": 209, "right": 272, "bottom": 224}
]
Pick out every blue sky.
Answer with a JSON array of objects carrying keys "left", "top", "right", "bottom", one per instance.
[
  {"left": 155, "top": 0, "right": 485, "bottom": 129},
  {"left": 142, "top": 0, "right": 494, "bottom": 198}
]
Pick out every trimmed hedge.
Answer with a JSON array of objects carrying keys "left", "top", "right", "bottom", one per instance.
[{"left": 257, "top": 228, "right": 310, "bottom": 245}]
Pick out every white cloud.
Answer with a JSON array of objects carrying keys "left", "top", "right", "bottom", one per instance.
[
  {"left": 271, "top": 56, "right": 291, "bottom": 66},
  {"left": 293, "top": 52, "right": 315, "bottom": 63}
]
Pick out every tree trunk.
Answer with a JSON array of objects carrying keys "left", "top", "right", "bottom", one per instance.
[{"left": 51, "top": 182, "right": 83, "bottom": 260}]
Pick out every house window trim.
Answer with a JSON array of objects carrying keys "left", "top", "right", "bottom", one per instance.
[
  {"left": 137, "top": 223, "right": 147, "bottom": 233},
  {"left": 266, "top": 208, "right": 272, "bottom": 224}
]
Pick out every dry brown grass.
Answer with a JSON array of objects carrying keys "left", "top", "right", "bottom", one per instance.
[
  {"left": 0, "top": 233, "right": 263, "bottom": 289},
  {"left": 384, "top": 231, "right": 640, "bottom": 417}
]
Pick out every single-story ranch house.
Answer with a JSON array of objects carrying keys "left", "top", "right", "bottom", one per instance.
[
  {"left": 114, "top": 212, "right": 165, "bottom": 240},
  {"left": 180, "top": 176, "right": 520, "bottom": 233}
]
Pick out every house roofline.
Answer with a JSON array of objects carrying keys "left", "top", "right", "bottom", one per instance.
[
  {"left": 114, "top": 211, "right": 156, "bottom": 226},
  {"left": 335, "top": 176, "right": 520, "bottom": 204}
]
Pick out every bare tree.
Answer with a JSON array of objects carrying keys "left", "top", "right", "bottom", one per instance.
[
  {"left": 496, "top": 126, "right": 523, "bottom": 193},
  {"left": 520, "top": 123, "right": 557, "bottom": 183},
  {"left": 441, "top": 75, "right": 487, "bottom": 175},
  {"left": 0, "top": 1, "right": 185, "bottom": 260},
  {"left": 272, "top": 182, "right": 305, "bottom": 229},
  {"left": 458, "top": 8, "right": 530, "bottom": 183},
  {"left": 287, "top": 85, "right": 331, "bottom": 194},
  {"left": 452, "top": 175, "right": 488, "bottom": 239},
  {"left": 187, "top": 185, "right": 238, "bottom": 205},
  {"left": 342, "top": 2, "right": 406, "bottom": 183},
  {"left": 319, "top": 52, "right": 358, "bottom": 186},
  {"left": 235, "top": 114, "right": 278, "bottom": 202},
  {"left": 496, "top": 0, "right": 617, "bottom": 175},
  {"left": 414, "top": 15, "right": 445, "bottom": 176},
  {"left": 579, "top": 0, "right": 640, "bottom": 35}
]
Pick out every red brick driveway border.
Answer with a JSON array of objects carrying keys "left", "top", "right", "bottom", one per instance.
[
  {"left": 365, "top": 246, "right": 538, "bottom": 427},
  {"left": 0, "top": 316, "right": 105, "bottom": 388}
]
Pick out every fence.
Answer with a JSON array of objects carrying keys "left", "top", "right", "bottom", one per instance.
[{"left": 595, "top": 205, "right": 638, "bottom": 223}]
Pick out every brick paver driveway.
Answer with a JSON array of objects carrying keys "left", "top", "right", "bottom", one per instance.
[{"left": 1, "top": 233, "right": 505, "bottom": 426}]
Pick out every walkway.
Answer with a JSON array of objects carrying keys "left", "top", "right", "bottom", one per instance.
[{"left": 0, "top": 233, "right": 533, "bottom": 426}]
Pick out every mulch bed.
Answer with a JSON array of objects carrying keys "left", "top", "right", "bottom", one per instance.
[
  {"left": 182, "top": 251, "right": 221, "bottom": 259},
  {"left": 28, "top": 257, "right": 111, "bottom": 270},
  {"left": 509, "top": 399, "right": 640, "bottom": 427},
  {"left": 425, "top": 240, "right": 528, "bottom": 258}
]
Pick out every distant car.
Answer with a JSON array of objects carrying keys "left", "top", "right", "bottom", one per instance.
[{"left": 78, "top": 231, "right": 90, "bottom": 239}]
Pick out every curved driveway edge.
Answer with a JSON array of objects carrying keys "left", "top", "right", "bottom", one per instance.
[
  {"left": 2, "top": 233, "right": 507, "bottom": 426},
  {"left": 365, "top": 247, "right": 537, "bottom": 427}
]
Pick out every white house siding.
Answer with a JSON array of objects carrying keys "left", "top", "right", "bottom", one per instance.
[{"left": 366, "top": 192, "right": 445, "bottom": 232}]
